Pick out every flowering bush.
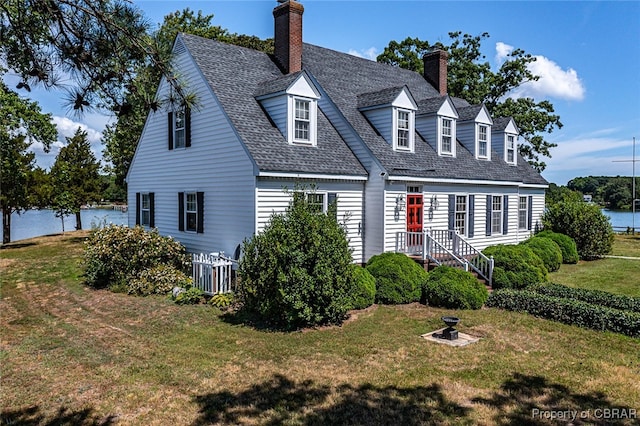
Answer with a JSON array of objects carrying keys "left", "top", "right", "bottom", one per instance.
[
  {"left": 127, "top": 264, "right": 192, "bottom": 296},
  {"left": 84, "top": 225, "right": 190, "bottom": 290}
]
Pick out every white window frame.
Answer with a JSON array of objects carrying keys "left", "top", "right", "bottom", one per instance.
[
  {"left": 306, "top": 192, "right": 327, "bottom": 214},
  {"left": 141, "top": 193, "right": 151, "bottom": 227},
  {"left": 455, "top": 195, "right": 467, "bottom": 236},
  {"left": 185, "top": 192, "right": 198, "bottom": 232},
  {"left": 478, "top": 124, "right": 489, "bottom": 159},
  {"left": 440, "top": 117, "right": 455, "bottom": 156},
  {"left": 491, "top": 195, "right": 503, "bottom": 234},
  {"left": 174, "top": 107, "right": 186, "bottom": 149},
  {"left": 506, "top": 134, "right": 516, "bottom": 164},
  {"left": 289, "top": 96, "right": 317, "bottom": 146},
  {"left": 518, "top": 196, "right": 528, "bottom": 230},
  {"left": 394, "top": 108, "right": 414, "bottom": 152}
]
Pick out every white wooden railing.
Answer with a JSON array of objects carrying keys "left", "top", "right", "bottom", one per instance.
[{"left": 192, "top": 253, "right": 234, "bottom": 295}]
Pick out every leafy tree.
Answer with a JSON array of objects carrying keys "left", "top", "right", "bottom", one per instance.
[
  {"left": 545, "top": 183, "right": 583, "bottom": 206},
  {"left": 0, "top": 82, "right": 57, "bottom": 244},
  {"left": 50, "top": 128, "right": 102, "bottom": 230},
  {"left": 378, "top": 32, "right": 562, "bottom": 171},
  {"left": 102, "top": 8, "right": 273, "bottom": 192}
]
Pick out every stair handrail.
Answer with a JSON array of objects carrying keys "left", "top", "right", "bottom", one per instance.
[{"left": 423, "top": 230, "right": 469, "bottom": 271}]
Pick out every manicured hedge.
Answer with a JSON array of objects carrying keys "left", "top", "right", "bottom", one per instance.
[
  {"left": 366, "top": 252, "right": 427, "bottom": 304},
  {"left": 521, "top": 236, "right": 563, "bottom": 272},
  {"left": 535, "top": 230, "right": 579, "bottom": 264},
  {"left": 482, "top": 244, "right": 547, "bottom": 289},
  {"left": 530, "top": 283, "right": 640, "bottom": 314},
  {"left": 422, "top": 266, "right": 488, "bottom": 309},
  {"left": 347, "top": 264, "right": 376, "bottom": 310},
  {"left": 486, "top": 289, "right": 640, "bottom": 338}
]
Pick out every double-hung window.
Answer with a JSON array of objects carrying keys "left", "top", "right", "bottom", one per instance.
[
  {"left": 441, "top": 118, "right": 453, "bottom": 154},
  {"left": 186, "top": 192, "right": 198, "bottom": 232},
  {"left": 174, "top": 108, "right": 186, "bottom": 148},
  {"left": 307, "top": 193, "right": 325, "bottom": 214},
  {"left": 478, "top": 125, "right": 488, "bottom": 158},
  {"left": 455, "top": 195, "right": 467, "bottom": 236},
  {"left": 491, "top": 195, "right": 503, "bottom": 234},
  {"left": 141, "top": 194, "right": 151, "bottom": 227},
  {"left": 518, "top": 196, "right": 528, "bottom": 230},
  {"left": 294, "top": 98, "right": 310, "bottom": 142},
  {"left": 506, "top": 135, "right": 515, "bottom": 163},
  {"left": 397, "top": 110, "right": 410, "bottom": 149}
]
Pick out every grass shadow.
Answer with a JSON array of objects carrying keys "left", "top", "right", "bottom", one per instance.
[
  {"left": 1, "top": 405, "right": 116, "bottom": 426},
  {"left": 473, "top": 372, "right": 636, "bottom": 425},
  {"left": 192, "top": 374, "right": 470, "bottom": 425},
  {"left": 0, "top": 242, "right": 37, "bottom": 250}
]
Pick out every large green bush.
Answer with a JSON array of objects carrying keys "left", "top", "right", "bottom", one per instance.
[
  {"left": 520, "top": 236, "right": 563, "bottom": 272},
  {"left": 365, "top": 252, "right": 427, "bottom": 304},
  {"left": 422, "top": 266, "right": 488, "bottom": 309},
  {"left": 530, "top": 283, "right": 640, "bottom": 313},
  {"left": 541, "top": 201, "right": 614, "bottom": 260},
  {"left": 487, "top": 289, "right": 640, "bottom": 338},
  {"left": 127, "top": 264, "right": 192, "bottom": 296},
  {"left": 482, "top": 244, "right": 547, "bottom": 289},
  {"left": 535, "top": 230, "right": 579, "bottom": 264},
  {"left": 83, "top": 225, "right": 190, "bottom": 289},
  {"left": 347, "top": 264, "right": 376, "bottom": 310},
  {"left": 237, "top": 193, "right": 353, "bottom": 329}
]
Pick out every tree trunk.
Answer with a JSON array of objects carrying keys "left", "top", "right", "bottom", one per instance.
[
  {"left": 2, "top": 209, "right": 11, "bottom": 244},
  {"left": 75, "top": 211, "right": 82, "bottom": 231}
]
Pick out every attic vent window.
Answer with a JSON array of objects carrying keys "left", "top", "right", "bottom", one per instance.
[{"left": 174, "top": 39, "right": 186, "bottom": 55}]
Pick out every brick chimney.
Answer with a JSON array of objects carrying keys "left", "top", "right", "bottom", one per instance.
[
  {"left": 423, "top": 50, "right": 448, "bottom": 96},
  {"left": 273, "top": 0, "right": 304, "bottom": 74}
]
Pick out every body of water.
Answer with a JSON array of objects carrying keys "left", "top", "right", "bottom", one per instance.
[
  {"left": 3, "top": 208, "right": 129, "bottom": 242},
  {"left": 602, "top": 209, "right": 640, "bottom": 230}
]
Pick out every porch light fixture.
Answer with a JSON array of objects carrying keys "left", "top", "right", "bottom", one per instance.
[
  {"left": 430, "top": 195, "right": 439, "bottom": 210},
  {"left": 396, "top": 195, "right": 406, "bottom": 212}
]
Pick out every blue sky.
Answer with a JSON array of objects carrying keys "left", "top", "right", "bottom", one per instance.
[{"left": 7, "top": 0, "right": 640, "bottom": 185}]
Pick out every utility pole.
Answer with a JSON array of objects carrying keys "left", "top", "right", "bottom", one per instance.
[{"left": 613, "top": 137, "right": 637, "bottom": 233}]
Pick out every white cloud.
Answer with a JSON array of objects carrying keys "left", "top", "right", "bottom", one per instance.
[
  {"left": 495, "top": 43, "right": 586, "bottom": 101},
  {"left": 347, "top": 47, "right": 379, "bottom": 61}
]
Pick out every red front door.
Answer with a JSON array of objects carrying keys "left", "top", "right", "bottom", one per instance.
[{"left": 406, "top": 194, "right": 423, "bottom": 233}]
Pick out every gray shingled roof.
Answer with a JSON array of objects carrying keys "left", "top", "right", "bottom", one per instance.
[
  {"left": 179, "top": 33, "right": 546, "bottom": 185},
  {"left": 357, "top": 86, "right": 408, "bottom": 109},
  {"left": 254, "top": 71, "right": 305, "bottom": 98},
  {"left": 456, "top": 105, "right": 483, "bottom": 122},
  {"left": 416, "top": 96, "right": 448, "bottom": 115},
  {"left": 180, "top": 34, "right": 366, "bottom": 177}
]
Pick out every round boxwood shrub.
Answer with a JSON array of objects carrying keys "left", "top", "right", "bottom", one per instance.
[
  {"left": 535, "top": 230, "right": 579, "bottom": 264},
  {"left": 127, "top": 264, "right": 192, "bottom": 296},
  {"left": 347, "top": 264, "right": 376, "bottom": 310},
  {"left": 422, "top": 266, "right": 488, "bottom": 309},
  {"left": 365, "top": 252, "right": 427, "bottom": 304},
  {"left": 84, "top": 225, "right": 190, "bottom": 290},
  {"left": 520, "top": 236, "right": 563, "bottom": 272},
  {"left": 482, "top": 244, "right": 547, "bottom": 289}
]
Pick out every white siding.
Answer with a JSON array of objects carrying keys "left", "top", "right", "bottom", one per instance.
[
  {"left": 363, "top": 165, "right": 386, "bottom": 262},
  {"left": 127, "top": 46, "right": 256, "bottom": 257},
  {"left": 383, "top": 183, "right": 408, "bottom": 253},
  {"left": 255, "top": 179, "right": 364, "bottom": 263},
  {"left": 362, "top": 108, "right": 393, "bottom": 146},
  {"left": 260, "top": 95, "right": 288, "bottom": 140}
]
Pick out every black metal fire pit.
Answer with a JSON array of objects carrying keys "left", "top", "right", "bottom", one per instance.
[{"left": 435, "top": 316, "right": 460, "bottom": 340}]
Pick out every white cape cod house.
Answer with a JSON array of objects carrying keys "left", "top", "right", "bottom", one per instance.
[{"left": 126, "top": 0, "right": 547, "bottom": 277}]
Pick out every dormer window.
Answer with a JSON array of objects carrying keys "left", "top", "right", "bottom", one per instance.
[
  {"left": 507, "top": 135, "right": 515, "bottom": 163},
  {"left": 478, "top": 125, "right": 488, "bottom": 158},
  {"left": 294, "top": 98, "right": 311, "bottom": 142},
  {"left": 441, "top": 118, "right": 453, "bottom": 155},
  {"left": 394, "top": 108, "right": 414, "bottom": 151}
]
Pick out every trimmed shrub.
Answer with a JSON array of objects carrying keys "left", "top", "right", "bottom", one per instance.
[
  {"left": 366, "top": 252, "right": 427, "bottom": 304},
  {"left": 541, "top": 201, "right": 614, "bottom": 260},
  {"left": 238, "top": 192, "right": 353, "bottom": 329},
  {"left": 521, "top": 236, "right": 562, "bottom": 272},
  {"left": 535, "top": 230, "right": 579, "bottom": 264},
  {"left": 422, "top": 266, "right": 488, "bottom": 310},
  {"left": 127, "top": 264, "right": 192, "bottom": 296},
  {"left": 486, "top": 289, "right": 640, "bottom": 338},
  {"left": 530, "top": 283, "right": 640, "bottom": 313},
  {"left": 347, "top": 264, "right": 376, "bottom": 310},
  {"left": 84, "top": 225, "right": 190, "bottom": 290},
  {"left": 482, "top": 244, "right": 547, "bottom": 289}
]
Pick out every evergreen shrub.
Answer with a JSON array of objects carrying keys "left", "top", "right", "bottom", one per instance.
[
  {"left": 127, "top": 264, "right": 192, "bottom": 296},
  {"left": 535, "top": 230, "right": 579, "bottom": 264},
  {"left": 482, "top": 244, "right": 547, "bottom": 289},
  {"left": 347, "top": 264, "right": 376, "bottom": 310},
  {"left": 521, "top": 236, "right": 563, "bottom": 272},
  {"left": 422, "top": 266, "right": 488, "bottom": 309},
  {"left": 365, "top": 252, "right": 427, "bottom": 304},
  {"left": 530, "top": 283, "right": 640, "bottom": 313}
]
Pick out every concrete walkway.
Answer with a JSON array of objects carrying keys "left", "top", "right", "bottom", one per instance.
[{"left": 605, "top": 255, "right": 640, "bottom": 260}]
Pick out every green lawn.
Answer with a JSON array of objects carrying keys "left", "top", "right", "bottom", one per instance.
[{"left": 1, "top": 232, "right": 639, "bottom": 425}]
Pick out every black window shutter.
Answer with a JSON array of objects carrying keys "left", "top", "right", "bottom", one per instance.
[
  {"left": 135, "top": 192, "right": 141, "bottom": 225},
  {"left": 503, "top": 195, "right": 509, "bottom": 235},
  {"left": 196, "top": 192, "right": 204, "bottom": 233},
  {"left": 178, "top": 192, "right": 184, "bottom": 231},
  {"left": 168, "top": 112, "right": 174, "bottom": 150},
  {"left": 185, "top": 106, "right": 191, "bottom": 148},
  {"left": 328, "top": 193, "right": 338, "bottom": 219},
  {"left": 486, "top": 195, "right": 492, "bottom": 236},
  {"left": 527, "top": 195, "right": 533, "bottom": 231},
  {"left": 149, "top": 192, "right": 155, "bottom": 228},
  {"left": 468, "top": 195, "right": 475, "bottom": 238},
  {"left": 448, "top": 194, "right": 455, "bottom": 231}
]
